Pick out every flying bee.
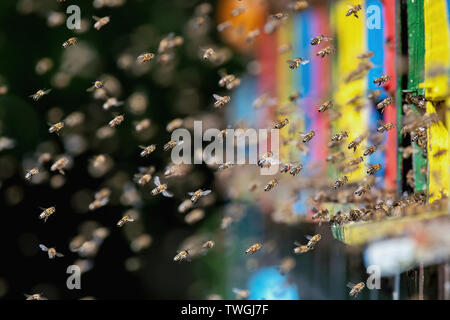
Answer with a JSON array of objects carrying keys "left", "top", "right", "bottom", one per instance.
[
  {"left": 367, "top": 163, "right": 382, "bottom": 175},
  {"left": 30, "top": 89, "right": 52, "bottom": 101},
  {"left": 50, "top": 157, "right": 69, "bottom": 175},
  {"left": 139, "top": 144, "right": 156, "bottom": 157},
  {"left": 348, "top": 282, "right": 365, "bottom": 298},
  {"left": 48, "top": 121, "right": 64, "bottom": 135},
  {"left": 354, "top": 184, "right": 371, "bottom": 196},
  {"left": 86, "top": 80, "right": 104, "bottom": 92},
  {"left": 306, "top": 234, "right": 321, "bottom": 249},
  {"left": 218, "top": 70, "right": 240, "bottom": 90},
  {"left": 231, "top": 5, "right": 246, "bottom": 17},
  {"left": 89, "top": 188, "right": 110, "bottom": 210},
  {"left": 248, "top": 181, "right": 259, "bottom": 192},
  {"left": 289, "top": 163, "right": 303, "bottom": 176},
  {"left": 287, "top": 57, "right": 310, "bottom": 69},
  {"left": 271, "top": 12, "right": 289, "bottom": 20},
  {"left": 368, "top": 89, "right": 382, "bottom": 102},
  {"left": 218, "top": 162, "right": 234, "bottom": 171},
  {"left": 136, "top": 52, "right": 155, "bottom": 64},
  {"left": 91, "top": 154, "right": 106, "bottom": 168},
  {"left": 298, "top": 131, "right": 315, "bottom": 143},
  {"left": 376, "top": 97, "right": 392, "bottom": 113},
  {"left": 331, "top": 131, "right": 348, "bottom": 142},
  {"left": 348, "top": 134, "right": 367, "bottom": 151},
  {"left": 173, "top": 249, "right": 190, "bottom": 262},
  {"left": 311, "top": 34, "right": 332, "bottom": 46},
  {"left": 289, "top": 0, "right": 309, "bottom": 12},
  {"left": 377, "top": 120, "right": 395, "bottom": 133},
  {"left": 246, "top": 243, "right": 262, "bottom": 255},
  {"left": 433, "top": 149, "right": 447, "bottom": 158},
  {"left": 312, "top": 208, "right": 329, "bottom": 221},
  {"left": 346, "top": 5, "right": 362, "bottom": 18},
  {"left": 25, "top": 293, "right": 47, "bottom": 300},
  {"left": 279, "top": 257, "right": 296, "bottom": 275},
  {"left": 117, "top": 215, "right": 135, "bottom": 227},
  {"left": 221, "top": 216, "right": 233, "bottom": 229},
  {"left": 232, "top": 288, "right": 250, "bottom": 300},
  {"left": 202, "top": 48, "right": 216, "bottom": 60},
  {"left": 363, "top": 145, "right": 377, "bottom": 156},
  {"left": 316, "top": 46, "right": 335, "bottom": 58},
  {"left": 274, "top": 118, "right": 289, "bottom": 129},
  {"left": 151, "top": 176, "right": 173, "bottom": 197},
  {"left": 109, "top": 115, "right": 124, "bottom": 127},
  {"left": 318, "top": 100, "right": 333, "bottom": 112},
  {"left": 326, "top": 151, "right": 345, "bottom": 163},
  {"left": 39, "top": 244, "right": 64, "bottom": 259},
  {"left": 62, "top": 37, "right": 77, "bottom": 48},
  {"left": 164, "top": 140, "right": 183, "bottom": 152},
  {"left": 103, "top": 97, "right": 124, "bottom": 110},
  {"left": 264, "top": 179, "right": 278, "bottom": 192},
  {"left": 358, "top": 51, "right": 375, "bottom": 59},
  {"left": 188, "top": 189, "right": 212, "bottom": 203},
  {"left": 217, "top": 20, "right": 232, "bottom": 32},
  {"left": 92, "top": 16, "right": 110, "bottom": 30},
  {"left": 333, "top": 176, "right": 348, "bottom": 189},
  {"left": 289, "top": 91, "right": 301, "bottom": 102},
  {"left": 185, "top": 209, "right": 205, "bottom": 225},
  {"left": 213, "top": 94, "right": 231, "bottom": 108},
  {"left": 178, "top": 199, "right": 193, "bottom": 213},
  {"left": 374, "top": 75, "right": 390, "bottom": 86},
  {"left": 257, "top": 151, "right": 277, "bottom": 168},
  {"left": 245, "top": 29, "right": 260, "bottom": 43},
  {"left": 278, "top": 43, "right": 293, "bottom": 54},
  {"left": 202, "top": 240, "right": 215, "bottom": 249},
  {"left": 280, "top": 163, "right": 292, "bottom": 173},
  {"left": 293, "top": 242, "right": 310, "bottom": 254},
  {"left": 347, "top": 156, "right": 364, "bottom": 166},
  {"left": 135, "top": 119, "right": 151, "bottom": 132},
  {"left": 39, "top": 206, "right": 55, "bottom": 222},
  {"left": 25, "top": 168, "right": 39, "bottom": 181}
]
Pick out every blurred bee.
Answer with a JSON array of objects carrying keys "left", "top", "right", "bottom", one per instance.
[
  {"left": 117, "top": 215, "right": 135, "bottom": 227},
  {"left": 232, "top": 288, "right": 249, "bottom": 300},
  {"left": 91, "top": 154, "right": 106, "bottom": 168},
  {"left": 346, "top": 5, "right": 362, "bottom": 18},
  {"left": 299, "top": 130, "right": 316, "bottom": 143},
  {"left": 0, "top": 136, "right": 15, "bottom": 151},
  {"left": 25, "top": 168, "right": 39, "bottom": 181},
  {"left": 221, "top": 216, "right": 233, "bottom": 229},
  {"left": 278, "top": 43, "right": 293, "bottom": 54},
  {"left": 318, "top": 100, "right": 333, "bottom": 112},
  {"left": 158, "top": 33, "right": 183, "bottom": 53},
  {"left": 306, "top": 234, "right": 321, "bottom": 249},
  {"left": 217, "top": 21, "right": 232, "bottom": 32},
  {"left": 289, "top": 0, "right": 309, "bottom": 12},
  {"left": 86, "top": 80, "right": 104, "bottom": 92},
  {"left": 245, "top": 29, "right": 260, "bottom": 43},
  {"left": 50, "top": 157, "right": 69, "bottom": 174},
  {"left": 39, "top": 244, "right": 64, "bottom": 259},
  {"left": 311, "top": 34, "right": 332, "bottom": 46},
  {"left": 326, "top": 151, "right": 345, "bottom": 163},
  {"left": 103, "top": 97, "right": 124, "bottom": 110},
  {"left": 257, "top": 151, "right": 276, "bottom": 168},
  {"left": 109, "top": 115, "right": 124, "bottom": 128},
  {"left": 376, "top": 97, "right": 392, "bottom": 113},
  {"left": 274, "top": 118, "right": 289, "bottom": 129},
  {"left": 30, "top": 89, "right": 52, "bottom": 101},
  {"left": 331, "top": 131, "right": 348, "bottom": 142},
  {"left": 367, "top": 164, "right": 382, "bottom": 175},
  {"left": 264, "top": 179, "right": 278, "bottom": 192},
  {"left": 89, "top": 188, "right": 110, "bottom": 210},
  {"left": 279, "top": 257, "right": 296, "bottom": 275},
  {"left": 38, "top": 153, "right": 51, "bottom": 165},
  {"left": 253, "top": 93, "right": 278, "bottom": 109},
  {"left": 92, "top": 16, "right": 110, "bottom": 30},
  {"left": 377, "top": 120, "right": 395, "bottom": 133},
  {"left": 368, "top": 89, "right": 382, "bottom": 102},
  {"left": 354, "top": 184, "right": 371, "bottom": 197},
  {"left": 347, "top": 157, "right": 364, "bottom": 166},
  {"left": 404, "top": 93, "right": 427, "bottom": 110},
  {"left": 231, "top": 6, "right": 246, "bottom": 17},
  {"left": 39, "top": 206, "right": 55, "bottom": 222},
  {"left": 62, "top": 37, "right": 77, "bottom": 48},
  {"left": 433, "top": 149, "right": 447, "bottom": 158},
  {"left": 348, "top": 134, "right": 367, "bottom": 152},
  {"left": 202, "top": 48, "right": 216, "bottom": 60},
  {"left": 363, "top": 145, "right": 377, "bottom": 156},
  {"left": 248, "top": 181, "right": 259, "bottom": 192},
  {"left": 134, "top": 166, "right": 154, "bottom": 186},
  {"left": 316, "top": 46, "right": 335, "bottom": 58},
  {"left": 218, "top": 162, "right": 234, "bottom": 171},
  {"left": 202, "top": 240, "right": 215, "bottom": 249},
  {"left": 333, "top": 176, "right": 348, "bottom": 189},
  {"left": 25, "top": 293, "right": 47, "bottom": 300},
  {"left": 164, "top": 140, "right": 183, "bottom": 152},
  {"left": 185, "top": 209, "right": 204, "bottom": 225},
  {"left": 218, "top": 70, "right": 240, "bottom": 89},
  {"left": 213, "top": 94, "right": 231, "bottom": 108},
  {"left": 135, "top": 118, "right": 151, "bottom": 132},
  {"left": 348, "top": 282, "right": 365, "bottom": 298},
  {"left": 271, "top": 13, "right": 289, "bottom": 20},
  {"left": 48, "top": 121, "right": 64, "bottom": 135},
  {"left": 173, "top": 249, "right": 190, "bottom": 262},
  {"left": 358, "top": 51, "right": 375, "bottom": 59},
  {"left": 399, "top": 146, "right": 414, "bottom": 159},
  {"left": 139, "top": 144, "right": 156, "bottom": 157},
  {"left": 289, "top": 91, "right": 301, "bottom": 102},
  {"left": 289, "top": 163, "right": 303, "bottom": 176},
  {"left": 312, "top": 208, "right": 329, "bottom": 221},
  {"left": 178, "top": 199, "right": 193, "bottom": 213},
  {"left": 287, "top": 57, "right": 310, "bottom": 69},
  {"left": 188, "top": 189, "right": 212, "bottom": 203},
  {"left": 245, "top": 243, "right": 262, "bottom": 255},
  {"left": 151, "top": 176, "right": 173, "bottom": 197},
  {"left": 374, "top": 75, "right": 390, "bottom": 86},
  {"left": 137, "top": 52, "right": 155, "bottom": 64},
  {"left": 293, "top": 242, "right": 310, "bottom": 254}
]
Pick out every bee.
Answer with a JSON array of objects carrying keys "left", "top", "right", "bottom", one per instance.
[
  {"left": 264, "top": 179, "right": 278, "bottom": 192},
  {"left": 399, "top": 146, "right": 414, "bottom": 159},
  {"left": 25, "top": 168, "right": 39, "bottom": 181},
  {"left": 202, "top": 240, "right": 215, "bottom": 249},
  {"left": 39, "top": 206, "right": 56, "bottom": 222},
  {"left": 347, "top": 134, "right": 367, "bottom": 152},
  {"left": 232, "top": 288, "right": 249, "bottom": 300},
  {"left": 245, "top": 29, "right": 260, "bottom": 43},
  {"left": 348, "top": 282, "right": 365, "bottom": 298},
  {"left": 62, "top": 37, "right": 78, "bottom": 48},
  {"left": 91, "top": 154, "right": 106, "bottom": 168},
  {"left": 158, "top": 33, "right": 184, "bottom": 53},
  {"left": 358, "top": 51, "right": 375, "bottom": 59},
  {"left": 354, "top": 184, "right": 371, "bottom": 197},
  {"left": 316, "top": 46, "right": 335, "bottom": 58},
  {"left": 248, "top": 182, "right": 259, "bottom": 192},
  {"left": 178, "top": 199, "right": 193, "bottom": 213},
  {"left": 293, "top": 242, "right": 310, "bottom": 254},
  {"left": 270, "top": 13, "right": 289, "bottom": 20},
  {"left": 289, "top": 0, "right": 309, "bottom": 12},
  {"left": 109, "top": 115, "right": 124, "bottom": 128},
  {"left": 289, "top": 91, "right": 301, "bottom": 102},
  {"left": 117, "top": 215, "right": 135, "bottom": 227},
  {"left": 347, "top": 156, "right": 364, "bottom": 166},
  {"left": 38, "top": 153, "right": 52, "bottom": 165},
  {"left": 311, "top": 34, "right": 332, "bottom": 46},
  {"left": 139, "top": 144, "right": 156, "bottom": 157},
  {"left": 89, "top": 188, "right": 110, "bottom": 210},
  {"left": 29, "top": 89, "right": 52, "bottom": 101},
  {"left": 202, "top": 48, "right": 215, "bottom": 60},
  {"left": 218, "top": 70, "right": 240, "bottom": 89},
  {"left": 48, "top": 121, "right": 64, "bottom": 135},
  {"left": 367, "top": 163, "right": 382, "bottom": 175},
  {"left": 287, "top": 57, "right": 310, "bottom": 69},
  {"left": 289, "top": 163, "right": 303, "bottom": 176},
  {"left": 92, "top": 16, "right": 110, "bottom": 30},
  {"left": 306, "top": 234, "right": 321, "bottom": 249},
  {"left": 331, "top": 131, "right": 348, "bottom": 142},
  {"left": 326, "top": 151, "right": 345, "bottom": 163},
  {"left": 231, "top": 6, "right": 246, "bottom": 17},
  {"left": 368, "top": 89, "right": 382, "bottom": 102},
  {"left": 136, "top": 52, "right": 155, "bottom": 64},
  {"left": 218, "top": 162, "right": 234, "bottom": 171},
  {"left": 433, "top": 149, "right": 447, "bottom": 158},
  {"left": 221, "top": 216, "right": 233, "bottom": 229},
  {"left": 213, "top": 94, "right": 231, "bottom": 108},
  {"left": 257, "top": 151, "right": 277, "bottom": 168},
  {"left": 151, "top": 176, "right": 173, "bottom": 197},
  {"left": 50, "top": 157, "right": 69, "bottom": 174},
  {"left": 312, "top": 208, "right": 329, "bottom": 221},
  {"left": 25, "top": 293, "right": 47, "bottom": 300},
  {"left": 405, "top": 93, "right": 427, "bottom": 110},
  {"left": 173, "top": 249, "right": 190, "bottom": 262},
  {"left": 39, "top": 244, "right": 64, "bottom": 259},
  {"left": 279, "top": 257, "right": 296, "bottom": 275},
  {"left": 86, "top": 80, "right": 104, "bottom": 92},
  {"left": 278, "top": 43, "right": 293, "bottom": 54},
  {"left": 135, "top": 118, "right": 151, "bottom": 132},
  {"left": 363, "top": 145, "right": 377, "bottom": 156},
  {"left": 377, "top": 120, "right": 395, "bottom": 133},
  {"left": 164, "top": 140, "right": 184, "bottom": 152},
  {"left": 274, "top": 118, "right": 289, "bottom": 129},
  {"left": 373, "top": 75, "right": 390, "bottom": 86},
  {"left": 135, "top": 169, "right": 152, "bottom": 186},
  {"left": 346, "top": 5, "right": 362, "bottom": 18},
  {"left": 188, "top": 189, "right": 212, "bottom": 203},
  {"left": 103, "top": 97, "right": 124, "bottom": 110},
  {"left": 245, "top": 243, "right": 262, "bottom": 255},
  {"left": 217, "top": 21, "right": 232, "bottom": 32},
  {"left": 185, "top": 209, "right": 205, "bottom": 225},
  {"left": 376, "top": 97, "right": 392, "bottom": 113},
  {"left": 318, "top": 100, "right": 333, "bottom": 112},
  {"left": 253, "top": 93, "right": 278, "bottom": 109},
  {"left": 333, "top": 176, "right": 348, "bottom": 189}
]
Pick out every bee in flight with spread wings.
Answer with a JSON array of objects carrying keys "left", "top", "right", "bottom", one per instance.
[{"left": 151, "top": 176, "right": 173, "bottom": 198}]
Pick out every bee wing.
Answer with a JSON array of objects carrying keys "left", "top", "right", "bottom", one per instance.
[
  {"left": 305, "top": 235, "right": 313, "bottom": 240},
  {"left": 162, "top": 190, "right": 174, "bottom": 198},
  {"left": 324, "top": 37, "right": 333, "bottom": 41},
  {"left": 43, "top": 89, "right": 52, "bottom": 95},
  {"left": 138, "top": 145, "right": 146, "bottom": 150},
  {"left": 154, "top": 176, "right": 161, "bottom": 186},
  {"left": 187, "top": 192, "right": 195, "bottom": 196},
  {"left": 286, "top": 60, "right": 295, "bottom": 64},
  {"left": 202, "top": 190, "right": 212, "bottom": 196},
  {"left": 300, "top": 59, "right": 310, "bottom": 65},
  {"left": 176, "top": 141, "right": 184, "bottom": 146},
  {"left": 92, "top": 16, "right": 100, "bottom": 21},
  {"left": 294, "top": 241, "right": 302, "bottom": 246},
  {"left": 218, "top": 69, "right": 227, "bottom": 77},
  {"left": 55, "top": 252, "right": 64, "bottom": 258},
  {"left": 213, "top": 94, "right": 222, "bottom": 101},
  {"left": 39, "top": 244, "right": 49, "bottom": 252},
  {"left": 347, "top": 282, "right": 357, "bottom": 289}
]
